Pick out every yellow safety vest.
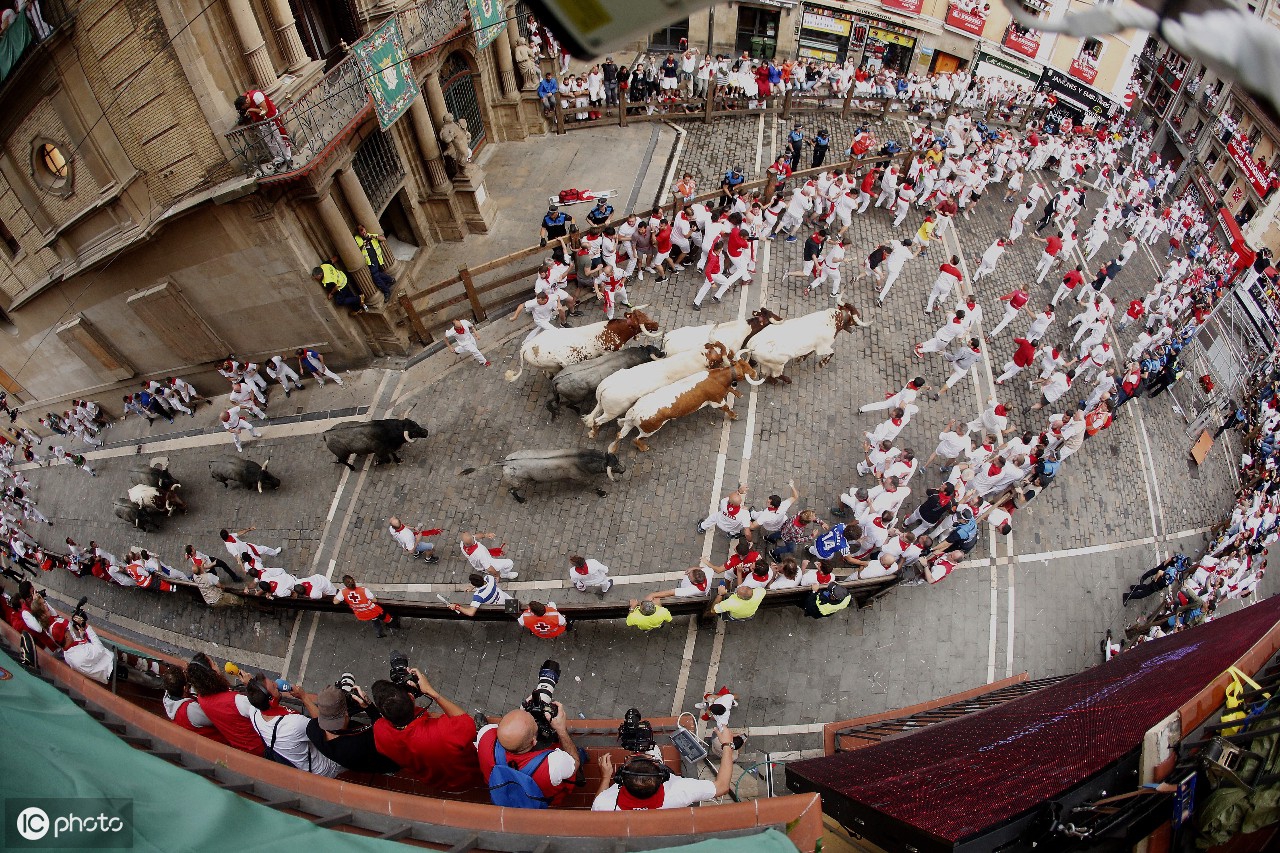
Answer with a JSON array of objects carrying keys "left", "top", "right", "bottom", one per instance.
[
  {"left": 355, "top": 233, "right": 387, "bottom": 267},
  {"left": 319, "top": 263, "right": 348, "bottom": 291}
]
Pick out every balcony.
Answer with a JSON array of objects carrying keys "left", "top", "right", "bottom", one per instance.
[
  {"left": 0, "top": 0, "right": 74, "bottom": 136},
  {"left": 223, "top": 0, "right": 468, "bottom": 182}
]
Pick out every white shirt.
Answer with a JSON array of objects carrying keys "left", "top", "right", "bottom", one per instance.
[
  {"left": 570, "top": 558, "right": 610, "bottom": 586},
  {"left": 523, "top": 299, "right": 558, "bottom": 325},
  {"left": 389, "top": 524, "right": 418, "bottom": 551},
  {"left": 592, "top": 776, "right": 718, "bottom": 810},
  {"left": 750, "top": 498, "right": 794, "bottom": 533},
  {"left": 246, "top": 708, "right": 344, "bottom": 777},
  {"left": 445, "top": 322, "right": 478, "bottom": 348}
]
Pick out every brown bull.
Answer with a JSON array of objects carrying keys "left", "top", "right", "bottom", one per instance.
[{"left": 608, "top": 357, "right": 764, "bottom": 453}]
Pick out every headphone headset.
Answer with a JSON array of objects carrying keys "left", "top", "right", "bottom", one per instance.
[{"left": 612, "top": 755, "right": 671, "bottom": 786}]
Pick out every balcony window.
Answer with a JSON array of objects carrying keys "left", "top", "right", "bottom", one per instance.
[{"left": 32, "top": 139, "right": 71, "bottom": 194}]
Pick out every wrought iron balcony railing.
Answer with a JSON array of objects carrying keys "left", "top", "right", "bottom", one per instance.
[{"left": 223, "top": 0, "right": 468, "bottom": 181}]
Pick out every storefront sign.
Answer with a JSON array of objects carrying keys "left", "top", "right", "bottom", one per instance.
[
  {"left": 1227, "top": 137, "right": 1272, "bottom": 196},
  {"left": 974, "top": 49, "right": 1038, "bottom": 84},
  {"left": 802, "top": 9, "right": 851, "bottom": 36},
  {"left": 1037, "top": 65, "right": 1111, "bottom": 123},
  {"left": 1002, "top": 25, "right": 1041, "bottom": 59},
  {"left": 1069, "top": 53, "right": 1098, "bottom": 85},
  {"left": 868, "top": 26, "right": 916, "bottom": 47},
  {"left": 881, "top": 0, "right": 923, "bottom": 14},
  {"left": 799, "top": 44, "right": 840, "bottom": 62},
  {"left": 943, "top": 1, "right": 989, "bottom": 37}
]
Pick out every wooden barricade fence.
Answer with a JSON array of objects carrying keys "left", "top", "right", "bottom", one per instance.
[{"left": 400, "top": 94, "right": 1041, "bottom": 343}]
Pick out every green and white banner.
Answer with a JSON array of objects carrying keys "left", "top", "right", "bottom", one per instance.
[
  {"left": 353, "top": 18, "right": 419, "bottom": 131},
  {"left": 468, "top": 0, "right": 506, "bottom": 50}
]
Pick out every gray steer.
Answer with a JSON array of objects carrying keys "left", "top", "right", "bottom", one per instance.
[
  {"left": 129, "top": 458, "right": 179, "bottom": 491},
  {"left": 114, "top": 497, "right": 163, "bottom": 532},
  {"left": 546, "top": 345, "right": 662, "bottom": 420},
  {"left": 210, "top": 456, "right": 281, "bottom": 492},
  {"left": 461, "top": 449, "right": 625, "bottom": 503},
  {"left": 322, "top": 418, "right": 429, "bottom": 469}
]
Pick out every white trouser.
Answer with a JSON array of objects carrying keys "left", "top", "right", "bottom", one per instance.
[
  {"left": 920, "top": 334, "right": 953, "bottom": 354},
  {"left": 893, "top": 202, "right": 910, "bottom": 227},
  {"left": 1034, "top": 253, "right": 1054, "bottom": 282},
  {"left": 996, "top": 361, "right": 1023, "bottom": 383},
  {"left": 988, "top": 306, "right": 1019, "bottom": 338},
  {"left": 233, "top": 399, "right": 266, "bottom": 420},
  {"left": 878, "top": 265, "right": 905, "bottom": 301},
  {"left": 452, "top": 340, "right": 488, "bottom": 364},
  {"left": 860, "top": 394, "right": 902, "bottom": 413},
  {"left": 874, "top": 189, "right": 895, "bottom": 209},
  {"left": 1009, "top": 219, "right": 1024, "bottom": 241},
  {"left": 303, "top": 361, "right": 343, "bottom": 385},
  {"left": 271, "top": 364, "right": 304, "bottom": 389},
  {"left": 814, "top": 266, "right": 842, "bottom": 296},
  {"left": 725, "top": 253, "right": 752, "bottom": 286},
  {"left": 602, "top": 287, "right": 628, "bottom": 320},
  {"left": 523, "top": 318, "right": 557, "bottom": 344},
  {"left": 485, "top": 559, "right": 517, "bottom": 578},
  {"left": 695, "top": 275, "right": 732, "bottom": 305},
  {"left": 245, "top": 373, "right": 268, "bottom": 401},
  {"left": 856, "top": 191, "right": 872, "bottom": 214},
  {"left": 1052, "top": 284, "right": 1074, "bottom": 305},
  {"left": 620, "top": 252, "right": 638, "bottom": 278},
  {"left": 167, "top": 397, "right": 193, "bottom": 416},
  {"left": 972, "top": 260, "right": 995, "bottom": 281},
  {"left": 933, "top": 215, "right": 951, "bottom": 239},
  {"left": 925, "top": 284, "right": 952, "bottom": 313},
  {"left": 944, "top": 365, "right": 971, "bottom": 389}
]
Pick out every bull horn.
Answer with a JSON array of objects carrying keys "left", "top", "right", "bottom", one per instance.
[
  {"left": 257, "top": 481, "right": 263, "bottom": 494},
  {"left": 745, "top": 373, "right": 766, "bottom": 386},
  {"left": 639, "top": 327, "right": 662, "bottom": 338},
  {"left": 403, "top": 430, "right": 416, "bottom": 444},
  {"left": 261, "top": 459, "right": 269, "bottom": 470},
  {"left": 630, "top": 303, "right": 649, "bottom": 312},
  {"left": 606, "top": 466, "right": 616, "bottom": 482}
]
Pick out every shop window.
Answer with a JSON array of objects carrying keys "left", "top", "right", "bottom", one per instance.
[
  {"left": 0, "top": 220, "right": 18, "bottom": 258},
  {"left": 649, "top": 18, "right": 689, "bottom": 52},
  {"left": 735, "top": 7, "right": 779, "bottom": 60}
]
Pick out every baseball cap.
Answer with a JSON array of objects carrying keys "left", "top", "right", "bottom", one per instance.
[
  {"left": 316, "top": 686, "right": 349, "bottom": 732},
  {"left": 824, "top": 582, "right": 848, "bottom": 604}
]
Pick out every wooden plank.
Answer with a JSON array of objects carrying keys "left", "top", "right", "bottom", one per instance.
[
  {"left": 1190, "top": 430, "right": 1214, "bottom": 465},
  {"left": 459, "top": 267, "right": 486, "bottom": 321},
  {"left": 398, "top": 295, "right": 433, "bottom": 345}
]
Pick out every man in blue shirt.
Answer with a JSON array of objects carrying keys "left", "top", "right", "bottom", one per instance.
[
  {"left": 536, "top": 73, "right": 557, "bottom": 112},
  {"left": 721, "top": 166, "right": 745, "bottom": 205},
  {"left": 809, "top": 522, "right": 861, "bottom": 571},
  {"left": 586, "top": 197, "right": 614, "bottom": 227}
]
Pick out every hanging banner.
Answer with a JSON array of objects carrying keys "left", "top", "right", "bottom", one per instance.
[
  {"left": 944, "top": 1, "right": 989, "bottom": 37},
  {"left": 881, "top": 0, "right": 924, "bottom": 14},
  {"left": 1227, "top": 137, "right": 1273, "bottom": 197},
  {"left": 468, "top": 0, "right": 507, "bottom": 49},
  {"left": 1002, "top": 24, "right": 1041, "bottom": 59},
  {"left": 1037, "top": 65, "right": 1112, "bottom": 123},
  {"left": 352, "top": 18, "right": 419, "bottom": 131},
  {"left": 1069, "top": 51, "right": 1099, "bottom": 85}
]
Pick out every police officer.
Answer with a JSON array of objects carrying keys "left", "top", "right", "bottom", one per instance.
[
  {"left": 720, "top": 165, "right": 746, "bottom": 206},
  {"left": 540, "top": 203, "right": 574, "bottom": 263},
  {"left": 354, "top": 225, "right": 394, "bottom": 297},
  {"left": 311, "top": 260, "right": 365, "bottom": 314},
  {"left": 586, "top": 196, "right": 614, "bottom": 227}
]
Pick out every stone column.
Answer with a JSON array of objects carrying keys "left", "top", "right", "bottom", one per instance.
[
  {"left": 409, "top": 95, "right": 452, "bottom": 193},
  {"left": 225, "top": 0, "right": 278, "bottom": 91},
  {"left": 424, "top": 71, "right": 449, "bottom": 130},
  {"left": 336, "top": 167, "right": 400, "bottom": 275},
  {"left": 492, "top": 29, "right": 519, "bottom": 99},
  {"left": 263, "top": 0, "right": 309, "bottom": 72},
  {"left": 313, "top": 189, "right": 382, "bottom": 306}
]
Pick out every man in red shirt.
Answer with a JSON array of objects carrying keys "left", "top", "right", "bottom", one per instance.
[
  {"left": 701, "top": 538, "right": 762, "bottom": 586},
  {"left": 652, "top": 219, "right": 678, "bottom": 282},
  {"left": 988, "top": 287, "right": 1031, "bottom": 338},
  {"left": 334, "top": 574, "right": 399, "bottom": 638},
  {"left": 1032, "top": 231, "right": 1064, "bottom": 283},
  {"left": 925, "top": 255, "right": 964, "bottom": 314},
  {"left": 855, "top": 166, "right": 878, "bottom": 215},
  {"left": 1053, "top": 265, "right": 1085, "bottom": 306},
  {"left": 1118, "top": 298, "right": 1145, "bottom": 331},
  {"left": 371, "top": 670, "right": 484, "bottom": 793},
  {"left": 995, "top": 337, "right": 1037, "bottom": 385}
]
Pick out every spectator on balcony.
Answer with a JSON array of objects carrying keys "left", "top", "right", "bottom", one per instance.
[
  {"left": 312, "top": 260, "right": 366, "bottom": 314},
  {"left": 354, "top": 225, "right": 395, "bottom": 297},
  {"left": 371, "top": 671, "right": 485, "bottom": 793},
  {"left": 234, "top": 89, "right": 292, "bottom": 169}
]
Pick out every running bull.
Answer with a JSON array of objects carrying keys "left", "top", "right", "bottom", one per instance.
[
  {"left": 323, "top": 418, "right": 429, "bottom": 469},
  {"left": 114, "top": 497, "right": 164, "bottom": 532},
  {"left": 545, "top": 345, "right": 662, "bottom": 420},
  {"left": 461, "top": 449, "right": 625, "bottom": 503},
  {"left": 210, "top": 456, "right": 281, "bottom": 492}
]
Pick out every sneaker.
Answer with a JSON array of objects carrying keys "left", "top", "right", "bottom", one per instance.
[
  {"left": 712, "top": 295, "right": 721, "bottom": 303},
  {"left": 502, "top": 570, "right": 519, "bottom": 580},
  {"left": 692, "top": 302, "right": 701, "bottom": 311},
  {"left": 423, "top": 555, "right": 440, "bottom": 564},
  {"left": 656, "top": 275, "right": 667, "bottom": 282},
  {"left": 574, "top": 581, "right": 587, "bottom": 591},
  {"left": 786, "top": 236, "right": 798, "bottom": 243},
  {"left": 484, "top": 361, "right": 492, "bottom": 367},
  {"left": 601, "top": 578, "right": 614, "bottom": 593},
  {"left": 637, "top": 270, "right": 645, "bottom": 281}
]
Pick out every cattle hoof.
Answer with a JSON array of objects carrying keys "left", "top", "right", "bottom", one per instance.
[
  {"left": 633, "top": 439, "right": 650, "bottom": 452},
  {"left": 778, "top": 375, "right": 793, "bottom": 385},
  {"left": 765, "top": 377, "right": 778, "bottom": 385},
  {"left": 510, "top": 489, "right": 527, "bottom": 503},
  {"left": 595, "top": 488, "right": 608, "bottom": 497},
  {"left": 392, "top": 453, "right": 403, "bottom": 464}
]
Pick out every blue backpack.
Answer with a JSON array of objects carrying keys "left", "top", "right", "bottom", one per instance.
[{"left": 488, "top": 741, "right": 553, "bottom": 809}]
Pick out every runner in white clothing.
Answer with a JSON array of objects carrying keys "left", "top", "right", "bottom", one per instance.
[
  {"left": 513, "top": 292, "right": 559, "bottom": 344},
  {"left": 971, "top": 239, "right": 1005, "bottom": 282},
  {"left": 221, "top": 408, "right": 261, "bottom": 453},
  {"left": 877, "top": 240, "right": 917, "bottom": 304},
  {"left": 445, "top": 318, "right": 490, "bottom": 366}
]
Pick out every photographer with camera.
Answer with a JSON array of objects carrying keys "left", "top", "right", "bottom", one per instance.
[
  {"left": 592, "top": 725, "right": 740, "bottom": 811},
  {"left": 476, "top": 660, "right": 584, "bottom": 808},
  {"left": 306, "top": 675, "right": 401, "bottom": 774},
  {"left": 49, "top": 597, "right": 114, "bottom": 683},
  {"left": 370, "top": 656, "right": 484, "bottom": 793}
]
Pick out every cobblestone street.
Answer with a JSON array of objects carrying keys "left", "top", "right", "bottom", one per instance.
[{"left": 14, "top": 114, "right": 1267, "bottom": 753}]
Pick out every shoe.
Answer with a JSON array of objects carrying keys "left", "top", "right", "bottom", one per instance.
[
  {"left": 830, "top": 506, "right": 848, "bottom": 517},
  {"left": 786, "top": 236, "right": 798, "bottom": 243},
  {"left": 601, "top": 578, "right": 614, "bottom": 593},
  {"left": 423, "top": 555, "right": 440, "bottom": 564},
  {"left": 656, "top": 275, "right": 667, "bottom": 282},
  {"left": 712, "top": 295, "right": 721, "bottom": 303},
  {"left": 692, "top": 303, "right": 701, "bottom": 311},
  {"left": 484, "top": 361, "right": 492, "bottom": 367},
  {"left": 574, "top": 581, "right": 586, "bottom": 591},
  {"left": 502, "top": 570, "right": 519, "bottom": 579}
]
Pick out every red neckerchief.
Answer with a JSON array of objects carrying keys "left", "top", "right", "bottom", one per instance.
[
  {"left": 724, "top": 503, "right": 741, "bottom": 517},
  {"left": 462, "top": 543, "right": 479, "bottom": 556},
  {"left": 616, "top": 785, "right": 665, "bottom": 810}
]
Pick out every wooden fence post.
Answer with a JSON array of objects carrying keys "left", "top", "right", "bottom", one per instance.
[
  {"left": 841, "top": 86, "right": 854, "bottom": 119},
  {"left": 782, "top": 88, "right": 793, "bottom": 119},
  {"left": 554, "top": 93, "right": 566, "bottom": 134},
  {"left": 704, "top": 83, "right": 716, "bottom": 124},
  {"left": 398, "top": 295, "right": 433, "bottom": 345},
  {"left": 881, "top": 95, "right": 891, "bottom": 117},
  {"left": 459, "top": 266, "right": 486, "bottom": 321}
]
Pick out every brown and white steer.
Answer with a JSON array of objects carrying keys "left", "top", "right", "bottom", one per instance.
[
  {"left": 505, "top": 308, "right": 660, "bottom": 382},
  {"left": 660, "top": 308, "right": 783, "bottom": 356},
  {"left": 608, "top": 357, "right": 764, "bottom": 453},
  {"left": 744, "top": 303, "right": 867, "bottom": 384},
  {"left": 583, "top": 341, "right": 730, "bottom": 438}
]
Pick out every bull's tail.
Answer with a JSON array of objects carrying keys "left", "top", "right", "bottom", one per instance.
[
  {"left": 504, "top": 347, "right": 526, "bottom": 382},
  {"left": 458, "top": 463, "right": 499, "bottom": 476}
]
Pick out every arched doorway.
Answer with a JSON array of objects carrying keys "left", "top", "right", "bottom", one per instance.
[{"left": 439, "top": 52, "right": 486, "bottom": 158}]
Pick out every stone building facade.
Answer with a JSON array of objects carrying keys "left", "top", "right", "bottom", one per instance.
[{"left": 0, "top": 0, "right": 545, "bottom": 410}]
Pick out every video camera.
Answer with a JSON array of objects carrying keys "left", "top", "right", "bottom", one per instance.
[
  {"left": 71, "top": 595, "right": 89, "bottom": 629},
  {"left": 617, "top": 707, "right": 656, "bottom": 754},
  {"left": 522, "top": 659, "right": 561, "bottom": 745},
  {"left": 389, "top": 650, "right": 422, "bottom": 698}
]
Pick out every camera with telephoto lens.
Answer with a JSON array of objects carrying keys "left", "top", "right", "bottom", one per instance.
[
  {"left": 71, "top": 595, "right": 89, "bottom": 628},
  {"left": 522, "top": 659, "right": 561, "bottom": 745},
  {"left": 336, "top": 672, "right": 357, "bottom": 694},
  {"left": 389, "top": 650, "right": 422, "bottom": 698},
  {"left": 618, "top": 707, "right": 655, "bottom": 754}
]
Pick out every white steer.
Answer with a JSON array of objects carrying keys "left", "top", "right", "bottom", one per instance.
[
  {"left": 583, "top": 342, "right": 728, "bottom": 437},
  {"left": 661, "top": 308, "right": 783, "bottom": 356},
  {"left": 504, "top": 308, "right": 660, "bottom": 382},
  {"left": 745, "top": 304, "right": 866, "bottom": 383}
]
